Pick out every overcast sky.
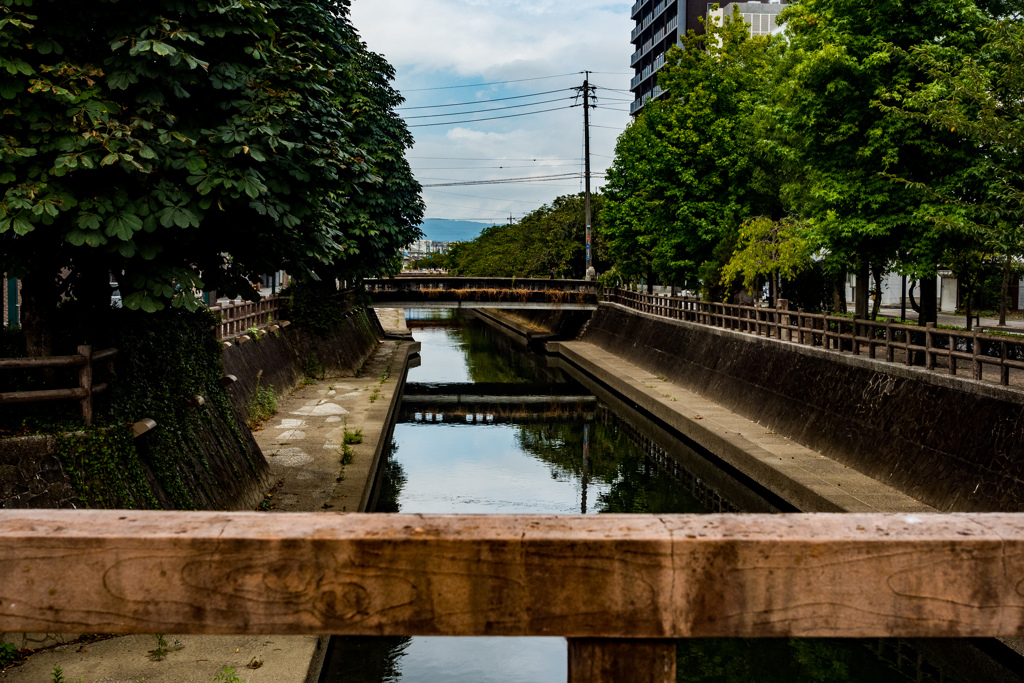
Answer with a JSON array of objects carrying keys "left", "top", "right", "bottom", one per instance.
[{"left": 350, "top": 0, "right": 634, "bottom": 232}]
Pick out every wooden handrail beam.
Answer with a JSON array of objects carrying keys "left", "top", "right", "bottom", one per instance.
[{"left": 2, "top": 511, "right": 1024, "bottom": 638}]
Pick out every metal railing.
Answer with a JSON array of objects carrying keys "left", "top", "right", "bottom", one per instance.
[
  {"left": 606, "top": 288, "right": 1024, "bottom": 387},
  {"left": 0, "top": 346, "right": 117, "bottom": 425}
]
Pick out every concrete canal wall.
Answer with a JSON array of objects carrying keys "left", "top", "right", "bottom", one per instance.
[{"left": 580, "top": 303, "right": 1024, "bottom": 513}]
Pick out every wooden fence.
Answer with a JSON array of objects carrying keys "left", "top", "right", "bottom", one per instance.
[
  {"left": 210, "top": 296, "right": 287, "bottom": 340},
  {"left": 607, "top": 288, "right": 1024, "bottom": 386},
  {"left": 3, "top": 510, "right": 1024, "bottom": 682},
  {"left": 0, "top": 346, "right": 117, "bottom": 425}
]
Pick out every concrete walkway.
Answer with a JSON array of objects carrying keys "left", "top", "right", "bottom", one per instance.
[
  {"left": 1, "top": 311, "right": 416, "bottom": 683},
  {"left": 551, "top": 341, "right": 935, "bottom": 516}
]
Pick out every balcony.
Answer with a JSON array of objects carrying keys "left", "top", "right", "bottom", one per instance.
[{"left": 630, "top": 0, "right": 649, "bottom": 19}]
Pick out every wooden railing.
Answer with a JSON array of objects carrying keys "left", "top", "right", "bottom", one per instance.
[
  {"left": 0, "top": 346, "right": 117, "bottom": 425},
  {"left": 607, "top": 288, "right": 1024, "bottom": 386},
  {"left": 210, "top": 296, "right": 287, "bottom": 340},
  {"left": 3, "top": 510, "right": 1024, "bottom": 682}
]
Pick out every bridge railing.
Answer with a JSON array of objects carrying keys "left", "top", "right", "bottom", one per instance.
[
  {"left": 607, "top": 288, "right": 1024, "bottom": 387},
  {"left": 3, "top": 510, "right": 1024, "bottom": 682},
  {"left": 364, "top": 277, "right": 599, "bottom": 305}
]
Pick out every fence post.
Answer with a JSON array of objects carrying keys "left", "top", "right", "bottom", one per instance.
[
  {"left": 777, "top": 299, "right": 790, "bottom": 341},
  {"left": 885, "top": 320, "right": 894, "bottom": 363},
  {"left": 1002, "top": 340, "right": 1010, "bottom": 386},
  {"left": 973, "top": 331, "right": 983, "bottom": 381},
  {"left": 78, "top": 345, "right": 93, "bottom": 426},
  {"left": 568, "top": 639, "right": 675, "bottom": 683},
  {"left": 925, "top": 323, "right": 936, "bottom": 371}
]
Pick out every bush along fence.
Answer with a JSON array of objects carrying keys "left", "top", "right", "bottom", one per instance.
[
  {"left": 210, "top": 296, "right": 289, "bottom": 341},
  {"left": 0, "top": 346, "right": 117, "bottom": 425},
  {"left": 606, "top": 289, "right": 1024, "bottom": 387}
]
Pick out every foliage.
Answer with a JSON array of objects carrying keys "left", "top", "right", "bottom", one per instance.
[
  {"left": 106, "top": 307, "right": 257, "bottom": 509},
  {"left": 55, "top": 423, "right": 159, "bottom": 509},
  {"left": 302, "top": 353, "right": 326, "bottom": 382},
  {"left": 601, "top": 9, "right": 783, "bottom": 290},
  {"left": 0, "top": 0, "right": 421, "bottom": 354},
  {"left": 777, "top": 0, "right": 990, "bottom": 289},
  {"left": 343, "top": 426, "right": 363, "bottom": 445},
  {"left": 721, "top": 217, "right": 812, "bottom": 295},
  {"left": 212, "top": 667, "right": 245, "bottom": 683},
  {"left": 409, "top": 252, "right": 449, "bottom": 271},
  {"left": 447, "top": 193, "right": 608, "bottom": 278},
  {"left": 245, "top": 378, "right": 277, "bottom": 430},
  {"left": 282, "top": 280, "right": 346, "bottom": 335},
  {"left": 0, "top": 642, "right": 18, "bottom": 669}
]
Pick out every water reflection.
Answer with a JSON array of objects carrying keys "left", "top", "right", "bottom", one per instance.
[{"left": 323, "top": 311, "right": 958, "bottom": 683}]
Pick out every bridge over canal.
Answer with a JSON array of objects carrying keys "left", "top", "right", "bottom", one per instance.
[{"left": 364, "top": 276, "right": 599, "bottom": 309}]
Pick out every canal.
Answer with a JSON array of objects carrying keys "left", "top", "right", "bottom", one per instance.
[{"left": 320, "top": 310, "right": 967, "bottom": 683}]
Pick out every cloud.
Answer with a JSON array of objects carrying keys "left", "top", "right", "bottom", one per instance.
[{"left": 350, "top": 0, "right": 633, "bottom": 223}]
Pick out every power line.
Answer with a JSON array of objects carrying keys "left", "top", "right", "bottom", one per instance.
[
  {"left": 414, "top": 163, "right": 586, "bottom": 170},
  {"left": 403, "top": 73, "right": 580, "bottom": 92},
  {"left": 409, "top": 156, "right": 582, "bottom": 161},
  {"left": 426, "top": 188, "right": 572, "bottom": 205},
  {"left": 423, "top": 173, "right": 589, "bottom": 187},
  {"left": 398, "top": 88, "right": 571, "bottom": 110},
  {"left": 408, "top": 104, "right": 577, "bottom": 128},
  {"left": 404, "top": 96, "right": 575, "bottom": 120}
]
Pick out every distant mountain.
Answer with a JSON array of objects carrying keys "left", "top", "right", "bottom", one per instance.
[{"left": 417, "top": 218, "right": 492, "bottom": 243}]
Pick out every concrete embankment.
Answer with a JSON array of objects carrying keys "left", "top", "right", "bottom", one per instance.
[
  {"left": 580, "top": 303, "right": 1024, "bottom": 513},
  {"left": 0, "top": 309, "right": 419, "bottom": 683}
]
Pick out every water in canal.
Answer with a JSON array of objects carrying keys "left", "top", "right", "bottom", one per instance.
[{"left": 321, "top": 310, "right": 963, "bottom": 683}]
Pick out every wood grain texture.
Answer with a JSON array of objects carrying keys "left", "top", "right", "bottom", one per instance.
[
  {"left": 1, "top": 511, "right": 1024, "bottom": 637},
  {"left": 568, "top": 639, "right": 676, "bottom": 683}
]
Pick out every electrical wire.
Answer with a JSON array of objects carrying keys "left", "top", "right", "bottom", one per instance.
[
  {"left": 398, "top": 89, "right": 571, "bottom": 110},
  {"left": 408, "top": 104, "right": 577, "bottom": 127},
  {"left": 404, "top": 96, "right": 576, "bottom": 120},
  {"left": 427, "top": 189, "right": 566, "bottom": 205},
  {"left": 410, "top": 156, "right": 583, "bottom": 161},
  {"left": 423, "top": 173, "right": 588, "bottom": 187},
  {"left": 403, "top": 73, "right": 581, "bottom": 92},
  {"left": 414, "top": 163, "right": 587, "bottom": 170}
]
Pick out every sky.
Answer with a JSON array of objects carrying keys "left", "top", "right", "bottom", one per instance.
[{"left": 349, "top": 0, "right": 635, "bottom": 234}]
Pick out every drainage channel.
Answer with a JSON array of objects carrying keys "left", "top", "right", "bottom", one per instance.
[{"left": 319, "top": 309, "right": 983, "bottom": 683}]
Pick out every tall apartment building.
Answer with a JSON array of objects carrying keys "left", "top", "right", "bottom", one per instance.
[{"left": 629, "top": 0, "right": 785, "bottom": 115}]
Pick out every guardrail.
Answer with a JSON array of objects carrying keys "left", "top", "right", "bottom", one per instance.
[
  {"left": 210, "top": 296, "right": 286, "bottom": 340},
  {"left": 0, "top": 346, "right": 117, "bottom": 425},
  {"left": 3, "top": 510, "right": 1024, "bottom": 683},
  {"left": 607, "top": 288, "right": 1024, "bottom": 386}
]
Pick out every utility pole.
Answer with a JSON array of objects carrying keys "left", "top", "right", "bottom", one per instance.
[{"left": 575, "top": 73, "right": 597, "bottom": 281}]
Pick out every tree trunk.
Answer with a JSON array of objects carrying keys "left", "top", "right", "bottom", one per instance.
[
  {"left": 1000, "top": 255, "right": 1011, "bottom": 327},
  {"left": 854, "top": 262, "right": 869, "bottom": 319},
  {"left": 964, "top": 266, "right": 973, "bottom": 332},
  {"left": 918, "top": 276, "right": 937, "bottom": 326},
  {"left": 646, "top": 263, "right": 654, "bottom": 295},
  {"left": 870, "top": 263, "right": 883, "bottom": 320},
  {"left": 832, "top": 272, "right": 847, "bottom": 313},
  {"left": 20, "top": 269, "right": 58, "bottom": 358},
  {"left": 768, "top": 271, "right": 777, "bottom": 308}
]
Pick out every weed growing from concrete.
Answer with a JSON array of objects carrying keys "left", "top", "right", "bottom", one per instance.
[
  {"left": 343, "top": 425, "right": 363, "bottom": 445},
  {"left": 245, "top": 371, "right": 278, "bottom": 430},
  {"left": 213, "top": 667, "right": 245, "bottom": 683},
  {"left": 50, "top": 667, "right": 84, "bottom": 683},
  {"left": 369, "top": 387, "right": 381, "bottom": 403},
  {"left": 0, "top": 643, "right": 18, "bottom": 669},
  {"left": 150, "top": 634, "right": 169, "bottom": 661}
]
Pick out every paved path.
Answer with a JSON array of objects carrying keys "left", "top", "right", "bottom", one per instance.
[{"left": 2, "top": 312, "right": 414, "bottom": 683}]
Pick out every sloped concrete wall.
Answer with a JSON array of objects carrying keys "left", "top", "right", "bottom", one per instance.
[{"left": 581, "top": 304, "right": 1024, "bottom": 512}]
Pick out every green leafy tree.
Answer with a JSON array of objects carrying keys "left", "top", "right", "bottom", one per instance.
[
  {"left": 778, "top": 0, "right": 991, "bottom": 321},
  {"left": 0, "top": 0, "right": 422, "bottom": 355},
  {"left": 721, "top": 216, "right": 812, "bottom": 304},
  {"left": 602, "top": 9, "right": 783, "bottom": 293},
  {"left": 447, "top": 193, "right": 607, "bottom": 278},
  {"left": 878, "top": 18, "right": 1024, "bottom": 326}
]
